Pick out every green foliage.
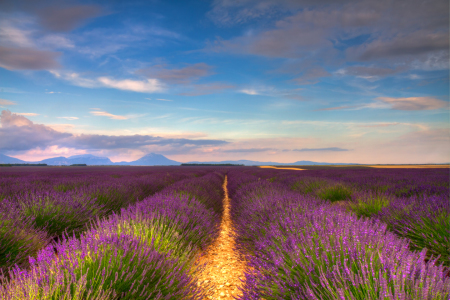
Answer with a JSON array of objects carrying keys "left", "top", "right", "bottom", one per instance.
[
  {"left": 100, "top": 217, "right": 195, "bottom": 263},
  {"left": 406, "top": 212, "right": 450, "bottom": 266},
  {"left": 20, "top": 195, "right": 101, "bottom": 237},
  {"left": 349, "top": 194, "right": 391, "bottom": 218},
  {"left": 291, "top": 178, "right": 328, "bottom": 194},
  {"left": 317, "top": 184, "right": 352, "bottom": 202},
  {"left": 0, "top": 220, "right": 48, "bottom": 269},
  {"left": 53, "top": 184, "right": 72, "bottom": 192}
]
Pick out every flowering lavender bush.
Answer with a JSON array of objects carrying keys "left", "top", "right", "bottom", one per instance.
[
  {"left": 0, "top": 231, "right": 200, "bottom": 300},
  {"left": 228, "top": 171, "right": 450, "bottom": 300},
  {"left": 0, "top": 167, "right": 225, "bottom": 298},
  {"left": 349, "top": 191, "right": 392, "bottom": 218},
  {"left": 378, "top": 195, "right": 450, "bottom": 266},
  {"left": 316, "top": 183, "right": 352, "bottom": 202},
  {"left": 0, "top": 167, "right": 209, "bottom": 272},
  {"left": 17, "top": 191, "right": 105, "bottom": 238},
  {"left": 0, "top": 201, "right": 50, "bottom": 270},
  {"left": 162, "top": 172, "right": 224, "bottom": 215}
]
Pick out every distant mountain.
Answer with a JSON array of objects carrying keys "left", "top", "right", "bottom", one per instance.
[
  {"left": 0, "top": 154, "right": 25, "bottom": 164},
  {"left": 68, "top": 154, "right": 114, "bottom": 165},
  {"left": 0, "top": 153, "right": 359, "bottom": 166},
  {"left": 186, "top": 159, "right": 359, "bottom": 166},
  {"left": 39, "top": 156, "right": 71, "bottom": 166},
  {"left": 37, "top": 154, "right": 114, "bottom": 166},
  {"left": 117, "top": 153, "right": 180, "bottom": 166}
]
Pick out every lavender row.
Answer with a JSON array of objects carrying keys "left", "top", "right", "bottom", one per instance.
[
  {"left": 0, "top": 171, "right": 225, "bottom": 299},
  {"left": 268, "top": 168, "right": 450, "bottom": 267},
  {"left": 0, "top": 167, "right": 206, "bottom": 270},
  {"left": 228, "top": 171, "right": 450, "bottom": 299}
]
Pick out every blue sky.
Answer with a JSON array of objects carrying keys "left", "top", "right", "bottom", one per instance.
[{"left": 0, "top": 0, "right": 448, "bottom": 163}]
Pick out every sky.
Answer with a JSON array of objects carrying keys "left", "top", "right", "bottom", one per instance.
[{"left": 0, "top": 0, "right": 448, "bottom": 164}]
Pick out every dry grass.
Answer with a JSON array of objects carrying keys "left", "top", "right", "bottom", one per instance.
[
  {"left": 195, "top": 176, "right": 249, "bottom": 299},
  {"left": 368, "top": 165, "right": 449, "bottom": 168},
  {"left": 259, "top": 166, "right": 305, "bottom": 170}
]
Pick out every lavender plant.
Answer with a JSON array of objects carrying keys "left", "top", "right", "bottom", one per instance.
[
  {"left": 349, "top": 191, "right": 392, "bottom": 218},
  {"left": 0, "top": 167, "right": 225, "bottom": 298},
  {"left": 17, "top": 191, "right": 105, "bottom": 238},
  {"left": 0, "top": 201, "right": 50, "bottom": 270},
  {"left": 316, "top": 183, "right": 353, "bottom": 202},
  {"left": 1, "top": 231, "right": 201, "bottom": 299},
  {"left": 378, "top": 195, "right": 450, "bottom": 266},
  {"left": 0, "top": 167, "right": 203, "bottom": 270},
  {"left": 228, "top": 171, "right": 450, "bottom": 300}
]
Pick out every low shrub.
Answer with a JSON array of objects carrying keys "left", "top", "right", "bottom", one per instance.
[
  {"left": 349, "top": 192, "right": 391, "bottom": 218},
  {"left": 1, "top": 231, "right": 201, "bottom": 299},
  {"left": 378, "top": 195, "right": 450, "bottom": 266},
  {"left": 317, "top": 184, "right": 352, "bottom": 202},
  {"left": 18, "top": 192, "right": 104, "bottom": 237}
]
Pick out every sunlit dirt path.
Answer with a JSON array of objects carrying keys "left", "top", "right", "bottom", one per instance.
[{"left": 195, "top": 175, "right": 248, "bottom": 299}]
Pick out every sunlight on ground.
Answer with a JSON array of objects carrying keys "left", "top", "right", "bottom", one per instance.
[
  {"left": 259, "top": 166, "right": 305, "bottom": 170},
  {"left": 369, "top": 165, "right": 450, "bottom": 168}
]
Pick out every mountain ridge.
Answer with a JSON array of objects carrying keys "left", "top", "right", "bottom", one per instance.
[{"left": 0, "top": 153, "right": 361, "bottom": 166}]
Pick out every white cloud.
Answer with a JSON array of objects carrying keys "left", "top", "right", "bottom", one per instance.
[
  {"left": 0, "top": 98, "right": 16, "bottom": 105},
  {"left": 16, "top": 112, "right": 39, "bottom": 116},
  {"left": 240, "top": 89, "right": 260, "bottom": 95},
  {"left": 40, "top": 35, "right": 75, "bottom": 49},
  {"left": 98, "top": 77, "right": 165, "bottom": 93},
  {"left": 90, "top": 110, "right": 128, "bottom": 120},
  {"left": 51, "top": 71, "right": 166, "bottom": 93},
  {"left": 0, "top": 20, "right": 34, "bottom": 48},
  {"left": 376, "top": 96, "right": 448, "bottom": 111},
  {"left": 156, "top": 98, "right": 173, "bottom": 101},
  {"left": 407, "top": 74, "right": 421, "bottom": 80},
  {"left": 57, "top": 116, "right": 79, "bottom": 120}
]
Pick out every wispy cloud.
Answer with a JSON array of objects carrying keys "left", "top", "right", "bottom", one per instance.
[
  {"left": 16, "top": 112, "right": 39, "bottom": 116},
  {"left": 292, "top": 67, "right": 331, "bottom": 85},
  {"left": 57, "top": 117, "right": 79, "bottom": 120},
  {"left": 0, "top": 98, "right": 16, "bottom": 106},
  {"left": 222, "top": 148, "right": 274, "bottom": 153},
  {"left": 145, "top": 97, "right": 173, "bottom": 102},
  {"left": 238, "top": 86, "right": 304, "bottom": 100},
  {"left": 240, "top": 89, "right": 260, "bottom": 95},
  {"left": 180, "top": 83, "right": 235, "bottom": 96},
  {"left": 97, "top": 77, "right": 164, "bottom": 93},
  {"left": 376, "top": 97, "right": 448, "bottom": 111},
  {"left": 316, "top": 96, "right": 448, "bottom": 112},
  {"left": 51, "top": 71, "right": 166, "bottom": 93},
  {"left": 90, "top": 110, "right": 128, "bottom": 120},
  {"left": 293, "top": 147, "right": 349, "bottom": 152},
  {"left": 315, "top": 105, "right": 356, "bottom": 111},
  {"left": 137, "top": 63, "right": 213, "bottom": 84},
  {"left": 357, "top": 123, "right": 400, "bottom": 128}
]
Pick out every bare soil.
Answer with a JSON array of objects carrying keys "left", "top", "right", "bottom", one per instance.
[{"left": 195, "top": 176, "right": 248, "bottom": 299}]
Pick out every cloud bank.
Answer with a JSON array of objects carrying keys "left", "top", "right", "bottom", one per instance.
[{"left": 0, "top": 110, "right": 228, "bottom": 152}]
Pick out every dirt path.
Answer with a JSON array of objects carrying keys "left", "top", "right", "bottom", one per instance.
[{"left": 196, "top": 175, "right": 247, "bottom": 299}]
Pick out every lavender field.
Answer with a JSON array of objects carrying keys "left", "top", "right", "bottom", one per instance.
[{"left": 0, "top": 166, "right": 448, "bottom": 299}]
